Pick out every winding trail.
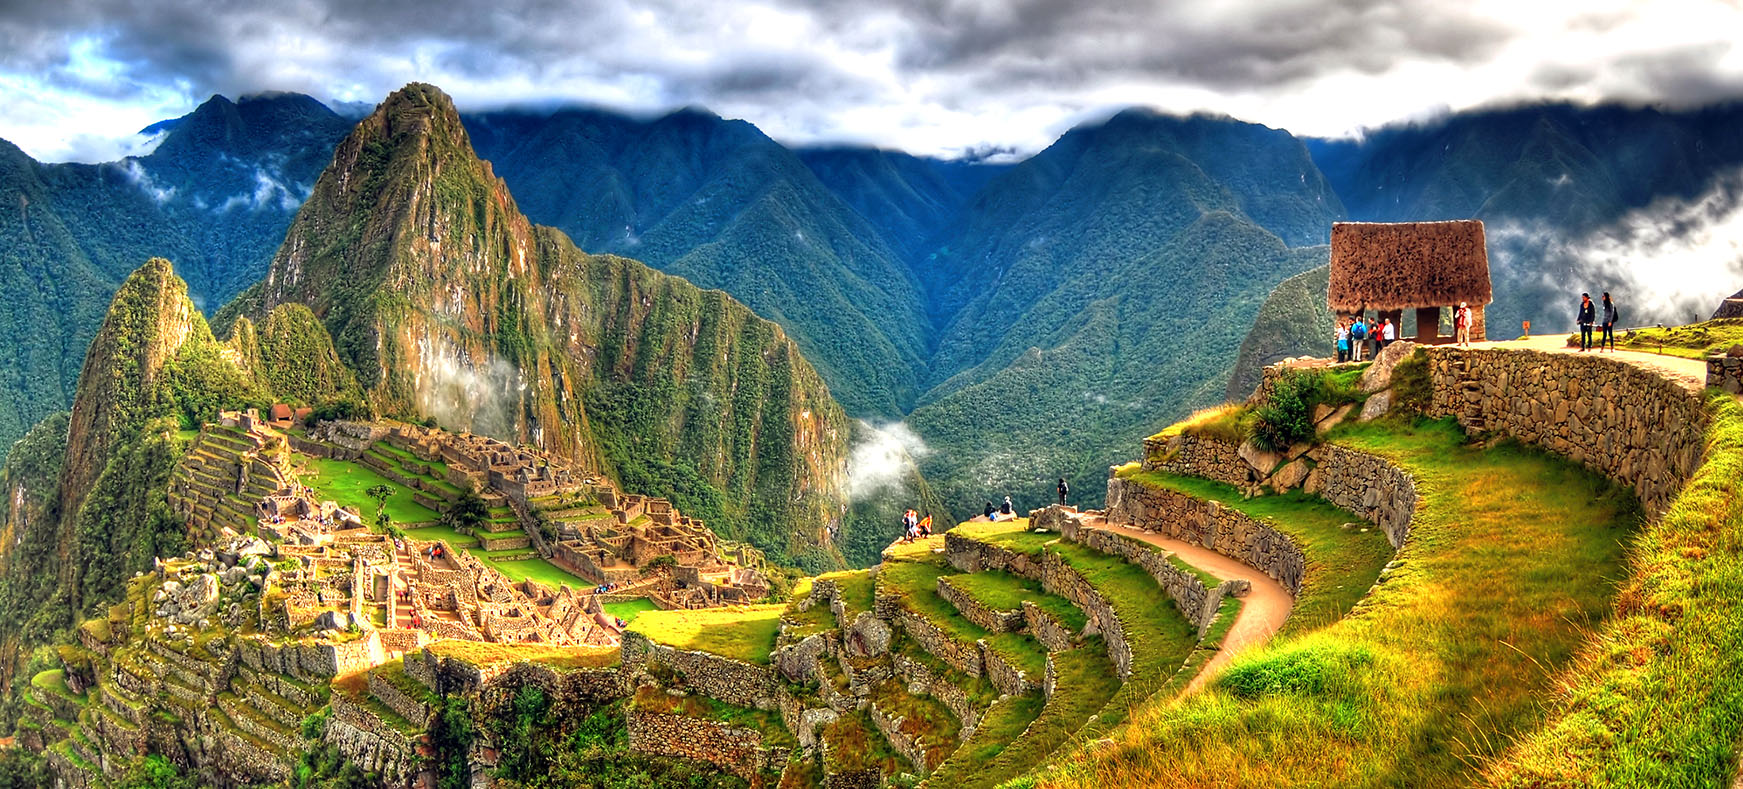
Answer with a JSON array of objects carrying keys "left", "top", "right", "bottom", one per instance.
[{"left": 1083, "top": 515, "right": 1294, "bottom": 694}]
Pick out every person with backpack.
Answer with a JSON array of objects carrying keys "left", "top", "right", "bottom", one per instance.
[
  {"left": 1057, "top": 477, "right": 1070, "bottom": 506},
  {"left": 1578, "top": 293, "right": 1596, "bottom": 351},
  {"left": 1601, "top": 292, "right": 1619, "bottom": 352},
  {"left": 1349, "top": 318, "right": 1366, "bottom": 362}
]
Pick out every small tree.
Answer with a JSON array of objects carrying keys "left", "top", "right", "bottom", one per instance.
[
  {"left": 441, "top": 485, "right": 490, "bottom": 535},
  {"left": 366, "top": 484, "right": 394, "bottom": 529}
]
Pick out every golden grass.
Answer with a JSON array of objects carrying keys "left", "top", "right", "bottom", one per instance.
[
  {"left": 1035, "top": 417, "right": 1639, "bottom": 788},
  {"left": 626, "top": 604, "right": 785, "bottom": 665},
  {"left": 424, "top": 639, "right": 621, "bottom": 670}
]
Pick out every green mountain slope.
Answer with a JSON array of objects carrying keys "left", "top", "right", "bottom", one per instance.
[
  {"left": 1225, "top": 263, "right": 1332, "bottom": 401},
  {"left": 0, "top": 94, "right": 352, "bottom": 462},
  {"left": 464, "top": 108, "right": 930, "bottom": 419},
  {"left": 246, "top": 84, "right": 853, "bottom": 570},
  {"left": 795, "top": 146, "right": 1006, "bottom": 259}
]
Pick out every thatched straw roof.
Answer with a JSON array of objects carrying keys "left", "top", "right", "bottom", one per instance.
[
  {"left": 1712, "top": 288, "right": 1743, "bottom": 320},
  {"left": 1327, "top": 220, "right": 1491, "bottom": 311}
]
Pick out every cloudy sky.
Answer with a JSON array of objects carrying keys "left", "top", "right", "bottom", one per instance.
[{"left": 2, "top": 0, "right": 1741, "bottom": 163}]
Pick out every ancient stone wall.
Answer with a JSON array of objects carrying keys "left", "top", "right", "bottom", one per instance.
[
  {"left": 1060, "top": 520, "right": 1222, "bottom": 631},
  {"left": 1709, "top": 354, "right": 1743, "bottom": 394},
  {"left": 941, "top": 534, "right": 1136, "bottom": 679},
  {"left": 889, "top": 651, "right": 980, "bottom": 737},
  {"left": 620, "top": 631, "right": 776, "bottom": 710},
  {"left": 626, "top": 710, "right": 785, "bottom": 780},
  {"left": 1143, "top": 432, "right": 1250, "bottom": 487},
  {"left": 1103, "top": 478, "right": 1306, "bottom": 596},
  {"left": 886, "top": 601, "right": 983, "bottom": 677},
  {"left": 935, "top": 576, "right": 1024, "bottom": 633},
  {"left": 1313, "top": 444, "right": 1418, "bottom": 547},
  {"left": 1021, "top": 601, "right": 1078, "bottom": 652},
  {"left": 868, "top": 698, "right": 928, "bottom": 774},
  {"left": 325, "top": 694, "right": 414, "bottom": 783},
  {"left": 1427, "top": 347, "right": 1706, "bottom": 515}
]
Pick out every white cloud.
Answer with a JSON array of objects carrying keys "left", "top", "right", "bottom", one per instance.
[
  {"left": 846, "top": 421, "right": 929, "bottom": 501},
  {"left": 0, "top": 0, "right": 1740, "bottom": 160}
]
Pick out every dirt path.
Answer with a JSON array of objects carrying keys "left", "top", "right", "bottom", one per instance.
[
  {"left": 1471, "top": 335, "right": 1708, "bottom": 391},
  {"left": 1086, "top": 516, "right": 1294, "bottom": 694}
]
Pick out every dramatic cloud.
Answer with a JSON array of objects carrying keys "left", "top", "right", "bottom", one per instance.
[{"left": 1, "top": 0, "right": 1741, "bottom": 161}]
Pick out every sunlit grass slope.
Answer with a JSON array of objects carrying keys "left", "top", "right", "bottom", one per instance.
[{"left": 1038, "top": 417, "right": 1639, "bottom": 788}]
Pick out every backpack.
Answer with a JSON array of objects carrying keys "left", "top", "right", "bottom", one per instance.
[{"left": 1351, "top": 322, "right": 1366, "bottom": 340}]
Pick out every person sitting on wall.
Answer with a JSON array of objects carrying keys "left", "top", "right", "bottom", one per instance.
[
  {"left": 984, "top": 501, "right": 997, "bottom": 521},
  {"left": 1001, "top": 496, "right": 1014, "bottom": 516}
]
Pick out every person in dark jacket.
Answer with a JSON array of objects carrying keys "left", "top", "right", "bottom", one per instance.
[
  {"left": 1056, "top": 478, "right": 1069, "bottom": 506},
  {"left": 1601, "top": 292, "right": 1619, "bottom": 352},
  {"left": 983, "top": 501, "right": 997, "bottom": 521},
  {"left": 1578, "top": 293, "right": 1596, "bottom": 351}
]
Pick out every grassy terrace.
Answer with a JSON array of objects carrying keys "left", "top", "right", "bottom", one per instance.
[
  {"left": 602, "top": 598, "right": 659, "bottom": 625},
  {"left": 819, "top": 568, "right": 876, "bottom": 622},
  {"left": 627, "top": 605, "right": 785, "bottom": 665},
  {"left": 964, "top": 645, "right": 1120, "bottom": 789},
  {"left": 950, "top": 520, "right": 1203, "bottom": 730},
  {"left": 945, "top": 568, "right": 1089, "bottom": 633},
  {"left": 823, "top": 708, "right": 908, "bottom": 777},
  {"left": 878, "top": 537, "right": 1051, "bottom": 679},
  {"left": 1116, "top": 468, "right": 1395, "bottom": 637},
  {"left": 298, "top": 455, "right": 439, "bottom": 525},
  {"left": 425, "top": 639, "right": 621, "bottom": 670},
  {"left": 1040, "top": 417, "right": 1640, "bottom": 788},
  {"left": 928, "top": 692, "right": 1047, "bottom": 786},
  {"left": 1487, "top": 390, "right": 1743, "bottom": 787},
  {"left": 1608, "top": 318, "right": 1743, "bottom": 359},
  {"left": 631, "top": 685, "right": 796, "bottom": 748},
  {"left": 870, "top": 677, "right": 961, "bottom": 771}
]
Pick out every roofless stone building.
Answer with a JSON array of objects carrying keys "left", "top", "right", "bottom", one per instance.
[{"left": 1327, "top": 220, "right": 1492, "bottom": 344}]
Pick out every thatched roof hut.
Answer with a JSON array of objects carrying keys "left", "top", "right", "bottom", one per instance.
[
  {"left": 1712, "top": 288, "right": 1743, "bottom": 320},
  {"left": 1326, "top": 220, "right": 1491, "bottom": 312}
]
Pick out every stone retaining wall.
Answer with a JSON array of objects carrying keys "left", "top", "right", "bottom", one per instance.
[
  {"left": 1143, "top": 432, "right": 1249, "bottom": 488},
  {"left": 886, "top": 601, "right": 983, "bottom": 678},
  {"left": 367, "top": 670, "right": 431, "bottom": 727},
  {"left": 1312, "top": 444, "right": 1418, "bottom": 547},
  {"left": 935, "top": 576, "right": 1025, "bottom": 633},
  {"left": 324, "top": 699, "right": 414, "bottom": 784},
  {"left": 1021, "top": 601, "right": 1078, "bottom": 652},
  {"left": 620, "top": 631, "right": 775, "bottom": 710},
  {"left": 868, "top": 698, "right": 928, "bottom": 774},
  {"left": 1104, "top": 478, "right": 1306, "bottom": 595},
  {"left": 1709, "top": 354, "right": 1743, "bottom": 394},
  {"left": 1427, "top": 347, "right": 1706, "bottom": 516},
  {"left": 1059, "top": 520, "right": 1229, "bottom": 633},
  {"left": 626, "top": 709, "right": 786, "bottom": 780},
  {"left": 889, "top": 652, "right": 980, "bottom": 738},
  {"left": 942, "top": 534, "right": 1136, "bottom": 679}
]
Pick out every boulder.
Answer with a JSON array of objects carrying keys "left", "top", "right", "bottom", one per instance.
[
  {"left": 1359, "top": 390, "right": 1394, "bottom": 422},
  {"left": 1271, "top": 459, "right": 1311, "bottom": 491},
  {"left": 1317, "top": 403, "right": 1356, "bottom": 436},
  {"left": 1360, "top": 341, "right": 1419, "bottom": 393},
  {"left": 1030, "top": 504, "right": 1073, "bottom": 533},
  {"left": 848, "top": 611, "right": 892, "bottom": 658},
  {"left": 1237, "top": 440, "right": 1284, "bottom": 476},
  {"left": 1302, "top": 468, "right": 1324, "bottom": 495}
]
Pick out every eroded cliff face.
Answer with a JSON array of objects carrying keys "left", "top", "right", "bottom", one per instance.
[{"left": 253, "top": 84, "right": 851, "bottom": 568}]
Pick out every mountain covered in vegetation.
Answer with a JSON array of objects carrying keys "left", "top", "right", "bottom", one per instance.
[{"left": 0, "top": 94, "right": 352, "bottom": 457}]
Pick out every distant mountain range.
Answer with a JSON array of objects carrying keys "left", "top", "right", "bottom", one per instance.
[{"left": 6, "top": 91, "right": 1743, "bottom": 543}]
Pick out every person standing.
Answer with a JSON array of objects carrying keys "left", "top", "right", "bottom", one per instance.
[
  {"left": 1336, "top": 320, "right": 1350, "bottom": 363},
  {"left": 1369, "top": 318, "right": 1382, "bottom": 359},
  {"left": 1056, "top": 477, "right": 1069, "bottom": 506},
  {"left": 1454, "top": 302, "right": 1472, "bottom": 347},
  {"left": 1382, "top": 317, "right": 1396, "bottom": 349},
  {"left": 1578, "top": 293, "right": 1596, "bottom": 351},
  {"left": 1601, "top": 292, "right": 1618, "bottom": 352},
  {"left": 1349, "top": 317, "right": 1366, "bottom": 362}
]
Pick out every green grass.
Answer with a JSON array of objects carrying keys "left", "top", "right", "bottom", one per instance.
[
  {"left": 627, "top": 605, "right": 785, "bottom": 665},
  {"left": 945, "top": 568, "right": 1089, "bottom": 633},
  {"left": 402, "top": 523, "right": 479, "bottom": 548},
  {"left": 819, "top": 568, "right": 876, "bottom": 622},
  {"left": 299, "top": 455, "right": 439, "bottom": 525},
  {"left": 928, "top": 692, "right": 1048, "bottom": 784},
  {"left": 425, "top": 639, "right": 621, "bottom": 670},
  {"left": 1117, "top": 469, "right": 1395, "bottom": 638},
  {"left": 477, "top": 555, "right": 579, "bottom": 589},
  {"left": 30, "top": 670, "right": 82, "bottom": 703},
  {"left": 877, "top": 546, "right": 1051, "bottom": 679},
  {"left": 964, "top": 645, "right": 1120, "bottom": 788},
  {"left": 822, "top": 708, "right": 907, "bottom": 777},
  {"left": 1486, "top": 390, "right": 1743, "bottom": 788},
  {"left": 602, "top": 598, "right": 659, "bottom": 625},
  {"left": 1040, "top": 416, "right": 1640, "bottom": 788},
  {"left": 869, "top": 678, "right": 961, "bottom": 771},
  {"left": 1606, "top": 318, "right": 1743, "bottom": 359}
]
